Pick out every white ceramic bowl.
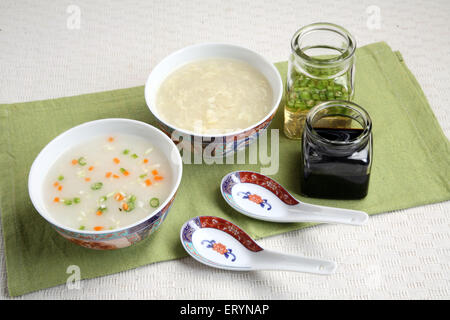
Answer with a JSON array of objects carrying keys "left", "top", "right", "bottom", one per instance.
[
  {"left": 28, "top": 119, "right": 183, "bottom": 250},
  {"left": 144, "top": 43, "right": 283, "bottom": 158}
]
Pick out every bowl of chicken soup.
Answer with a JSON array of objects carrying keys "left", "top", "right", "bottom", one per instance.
[
  {"left": 28, "top": 119, "right": 183, "bottom": 250},
  {"left": 144, "top": 43, "right": 283, "bottom": 158}
]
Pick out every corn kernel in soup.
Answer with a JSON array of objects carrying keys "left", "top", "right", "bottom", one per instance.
[
  {"left": 43, "top": 134, "right": 172, "bottom": 231},
  {"left": 156, "top": 58, "right": 273, "bottom": 135}
]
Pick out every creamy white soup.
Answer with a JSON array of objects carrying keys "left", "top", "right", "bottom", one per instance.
[
  {"left": 156, "top": 58, "right": 273, "bottom": 135},
  {"left": 43, "top": 134, "right": 172, "bottom": 231}
]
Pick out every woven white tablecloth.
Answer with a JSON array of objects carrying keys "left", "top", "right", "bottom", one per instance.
[{"left": 1, "top": 0, "right": 449, "bottom": 299}]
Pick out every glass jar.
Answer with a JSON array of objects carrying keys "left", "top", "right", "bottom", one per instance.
[
  {"left": 300, "top": 101, "right": 372, "bottom": 199},
  {"left": 284, "top": 22, "right": 356, "bottom": 139}
]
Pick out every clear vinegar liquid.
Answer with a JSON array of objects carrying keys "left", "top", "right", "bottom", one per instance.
[
  {"left": 284, "top": 106, "right": 308, "bottom": 140},
  {"left": 284, "top": 106, "right": 354, "bottom": 140}
]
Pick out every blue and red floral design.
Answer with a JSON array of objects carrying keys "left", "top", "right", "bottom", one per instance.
[
  {"left": 181, "top": 216, "right": 263, "bottom": 253},
  {"left": 237, "top": 191, "right": 272, "bottom": 210},
  {"left": 222, "top": 171, "right": 299, "bottom": 205},
  {"left": 156, "top": 110, "right": 276, "bottom": 158},
  {"left": 201, "top": 240, "right": 236, "bottom": 262}
]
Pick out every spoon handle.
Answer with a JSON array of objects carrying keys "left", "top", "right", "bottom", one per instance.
[
  {"left": 287, "top": 202, "right": 369, "bottom": 226},
  {"left": 253, "top": 250, "right": 337, "bottom": 275}
]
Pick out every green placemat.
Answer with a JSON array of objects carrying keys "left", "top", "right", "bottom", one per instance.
[{"left": 1, "top": 42, "right": 449, "bottom": 296}]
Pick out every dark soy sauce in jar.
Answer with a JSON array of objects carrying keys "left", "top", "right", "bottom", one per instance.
[
  {"left": 314, "top": 128, "right": 363, "bottom": 142},
  {"left": 300, "top": 102, "right": 373, "bottom": 199}
]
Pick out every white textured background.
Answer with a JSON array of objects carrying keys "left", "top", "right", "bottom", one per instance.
[{"left": 0, "top": 0, "right": 449, "bottom": 299}]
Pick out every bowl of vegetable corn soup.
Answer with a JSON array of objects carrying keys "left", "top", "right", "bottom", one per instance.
[
  {"left": 145, "top": 43, "right": 283, "bottom": 158},
  {"left": 28, "top": 119, "right": 183, "bottom": 250}
]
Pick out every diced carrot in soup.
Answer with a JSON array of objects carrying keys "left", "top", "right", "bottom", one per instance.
[
  {"left": 114, "top": 193, "right": 124, "bottom": 201},
  {"left": 44, "top": 134, "right": 172, "bottom": 231}
]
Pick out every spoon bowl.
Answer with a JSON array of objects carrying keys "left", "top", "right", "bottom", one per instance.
[
  {"left": 221, "top": 171, "right": 369, "bottom": 225},
  {"left": 180, "top": 216, "right": 337, "bottom": 274}
]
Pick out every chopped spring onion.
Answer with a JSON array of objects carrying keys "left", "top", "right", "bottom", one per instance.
[
  {"left": 139, "top": 173, "right": 148, "bottom": 179},
  {"left": 73, "top": 197, "right": 81, "bottom": 204},
  {"left": 91, "top": 182, "right": 103, "bottom": 190},
  {"left": 125, "top": 202, "right": 135, "bottom": 212},
  {"left": 78, "top": 157, "right": 87, "bottom": 166},
  {"left": 64, "top": 199, "right": 73, "bottom": 205},
  {"left": 149, "top": 197, "right": 160, "bottom": 208},
  {"left": 99, "top": 196, "right": 107, "bottom": 202},
  {"left": 58, "top": 175, "right": 64, "bottom": 181},
  {"left": 131, "top": 153, "right": 138, "bottom": 159},
  {"left": 123, "top": 149, "right": 130, "bottom": 155},
  {"left": 79, "top": 226, "right": 86, "bottom": 230},
  {"left": 123, "top": 195, "right": 137, "bottom": 212}
]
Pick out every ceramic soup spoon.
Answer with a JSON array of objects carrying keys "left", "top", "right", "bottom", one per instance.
[
  {"left": 180, "top": 216, "right": 337, "bottom": 274},
  {"left": 221, "top": 171, "right": 369, "bottom": 226}
]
